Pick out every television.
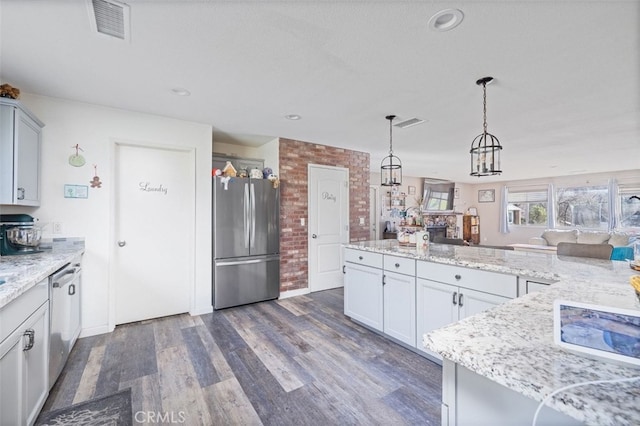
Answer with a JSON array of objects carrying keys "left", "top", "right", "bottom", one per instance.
[{"left": 422, "top": 178, "right": 455, "bottom": 212}]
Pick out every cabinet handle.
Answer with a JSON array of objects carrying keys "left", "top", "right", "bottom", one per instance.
[
  {"left": 17, "top": 187, "right": 25, "bottom": 200},
  {"left": 458, "top": 293, "right": 464, "bottom": 307},
  {"left": 342, "top": 265, "right": 346, "bottom": 274},
  {"left": 454, "top": 274, "right": 462, "bottom": 281},
  {"left": 23, "top": 329, "right": 35, "bottom": 351},
  {"left": 395, "top": 263, "right": 400, "bottom": 268},
  {"left": 452, "top": 291, "right": 458, "bottom": 305},
  {"left": 383, "top": 275, "right": 386, "bottom": 285},
  {"left": 69, "top": 283, "right": 76, "bottom": 295},
  {"left": 358, "top": 256, "right": 363, "bottom": 260}
]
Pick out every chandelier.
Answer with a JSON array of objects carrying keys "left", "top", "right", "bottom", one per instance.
[
  {"left": 470, "top": 77, "right": 502, "bottom": 176},
  {"left": 381, "top": 115, "right": 402, "bottom": 186}
]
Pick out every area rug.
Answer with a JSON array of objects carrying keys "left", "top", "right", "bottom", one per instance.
[{"left": 36, "top": 388, "right": 132, "bottom": 426}]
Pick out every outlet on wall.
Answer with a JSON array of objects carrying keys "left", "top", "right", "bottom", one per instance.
[{"left": 53, "top": 222, "right": 62, "bottom": 234}]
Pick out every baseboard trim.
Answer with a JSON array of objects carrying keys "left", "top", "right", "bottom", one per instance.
[
  {"left": 278, "top": 287, "right": 311, "bottom": 299},
  {"left": 79, "top": 324, "right": 112, "bottom": 338},
  {"left": 191, "top": 306, "right": 213, "bottom": 316}
]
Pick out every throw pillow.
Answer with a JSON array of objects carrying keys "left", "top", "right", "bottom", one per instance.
[
  {"left": 610, "top": 247, "right": 633, "bottom": 261},
  {"left": 608, "top": 232, "right": 630, "bottom": 247},
  {"left": 577, "top": 231, "right": 610, "bottom": 244},
  {"left": 542, "top": 229, "right": 578, "bottom": 246}
]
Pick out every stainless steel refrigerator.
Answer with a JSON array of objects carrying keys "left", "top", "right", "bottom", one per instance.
[{"left": 213, "top": 177, "right": 280, "bottom": 309}]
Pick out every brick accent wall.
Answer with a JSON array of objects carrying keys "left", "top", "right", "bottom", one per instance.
[{"left": 279, "top": 138, "right": 370, "bottom": 292}]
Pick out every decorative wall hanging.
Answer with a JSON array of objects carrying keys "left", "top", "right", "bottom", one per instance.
[
  {"left": 478, "top": 189, "right": 495, "bottom": 203},
  {"left": 69, "top": 144, "right": 86, "bottom": 167},
  {"left": 64, "top": 184, "right": 88, "bottom": 199},
  {"left": 90, "top": 164, "right": 102, "bottom": 188}
]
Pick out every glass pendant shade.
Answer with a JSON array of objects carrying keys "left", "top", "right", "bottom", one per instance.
[
  {"left": 470, "top": 76, "right": 502, "bottom": 177},
  {"left": 381, "top": 115, "right": 402, "bottom": 186}
]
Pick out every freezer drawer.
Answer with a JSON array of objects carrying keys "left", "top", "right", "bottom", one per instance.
[{"left": 213, "top": 255, "right": 280, "bottom": 310}]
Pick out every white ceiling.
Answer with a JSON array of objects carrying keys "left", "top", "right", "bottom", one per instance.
[{"left": 1, "top": 0, "right": 638, "bottom": 183}]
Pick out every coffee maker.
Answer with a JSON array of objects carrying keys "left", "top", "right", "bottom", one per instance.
[{"left": 0, "top": 214, "right": 43, "bottom": 255}]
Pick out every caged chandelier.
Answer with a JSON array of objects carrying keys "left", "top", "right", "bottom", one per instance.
[
  {"left": 470, "top": 76, "right": 502, "bottom": 177},
  {"left": 380, "top": 115, "right": 402, "bottom": 186}
]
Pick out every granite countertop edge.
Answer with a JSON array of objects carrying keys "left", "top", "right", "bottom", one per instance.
[{"left": 0, "top": 238, "right": 86, "bottom": 309}]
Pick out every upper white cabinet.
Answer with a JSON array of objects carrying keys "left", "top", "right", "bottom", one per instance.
[{"left": 0, "top": 98, "right": 44, "bottom": 206}]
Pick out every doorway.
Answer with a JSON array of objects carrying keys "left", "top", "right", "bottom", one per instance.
[
  {"left": 307, "top": 164, "right": 349, "bottom": 292},
  {"left": 112, "top": 142, "right": 194, "bottom": 325}
]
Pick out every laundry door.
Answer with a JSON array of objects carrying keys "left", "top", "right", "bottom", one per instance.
[{"left": 113, "top": 142, "right": 194, "bottom": 325}]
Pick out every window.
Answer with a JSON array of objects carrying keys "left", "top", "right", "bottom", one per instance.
[
  {"left": 507, "top": 188, "right": 548, "bottom": 226},
  {"left": 619, "top": 185, "right": 640, "bottom": 229},
  {"left": 556, "top": 185, "right": 608, "bottom": 229}
]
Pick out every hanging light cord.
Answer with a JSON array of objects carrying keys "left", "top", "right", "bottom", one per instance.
[
  {"left": 482, "top": 81, "right": 488, "bottom": 135},
  {"left": 388, "top": 117, "right": 394, "bottom": 154}
]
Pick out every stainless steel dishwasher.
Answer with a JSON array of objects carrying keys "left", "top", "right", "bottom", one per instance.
[{"left": 49, "top": 256, "right": 82, "bottom": 388}]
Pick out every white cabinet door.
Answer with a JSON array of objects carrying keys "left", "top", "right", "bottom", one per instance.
[
  {"left": 0, "top": 302, "right": 49, "bottom": 426},
  {"left": 344, "top": 263, "right": 383, "bottom": 331},
  {"left": 0, "top": 325, "right": 24, "bottom": 425},
  {"left": 0, "top": 100, "right": 43, "bottom": 206},
  {"left": 416, "top": 278, "right": 458, "bottom": 357},
  {"left": 14, "top": 108, "right": 41, "bottom": 206},
  {"left": 458, "top": 288, "right": 510, "bottom": 320},
  {"left": 383, "top": 270, "right": 416, "bottom": 346},
  {"left": 24, "top": 302, "right": 49, "bottom": 426}
]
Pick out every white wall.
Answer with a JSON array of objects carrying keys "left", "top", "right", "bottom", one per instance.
[
  {"left": 469, "top": 170, "right": 640, "bottom": 246},
  {"left": 212, "top": 138, "right": 279, "bottom": 174},
  {"left": 5, "top": 93, "right": 213, "bottom": 337}
]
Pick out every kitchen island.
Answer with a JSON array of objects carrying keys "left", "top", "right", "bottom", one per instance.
[{"left": 343, "top": 240, "right": 640, "bottom": 425}]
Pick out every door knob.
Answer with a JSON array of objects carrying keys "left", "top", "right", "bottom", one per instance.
[
  {"left": 117, "top": 240, "right": 127, "bottom": 247},
  {"left": 312, "top": 234, "right": 317, "bottom": 239}
]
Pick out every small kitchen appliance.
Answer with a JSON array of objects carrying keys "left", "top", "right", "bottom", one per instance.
[{"left": 0, "top": 214, "right": 42, "bottom": 255}]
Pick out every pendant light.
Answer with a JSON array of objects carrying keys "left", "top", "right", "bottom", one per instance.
[
  {"left": 381, "top": 115, "right": 402, "bottom": 186},
  {"left": 470, "top": 77, "right": 502, "bottom": 176}
]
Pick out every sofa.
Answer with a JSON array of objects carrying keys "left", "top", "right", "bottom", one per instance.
[{"left": 525, "top": 229, "right": 634, "bottom": 260}]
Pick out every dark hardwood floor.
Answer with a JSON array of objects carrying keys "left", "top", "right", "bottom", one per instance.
[{"left": 40, "top": 288, "right": 442, "bottom": 425}]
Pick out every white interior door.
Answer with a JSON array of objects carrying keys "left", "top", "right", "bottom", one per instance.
[
  {"left": 369, "top": 185, "right": 379, "bottom": 240},
  {"left": 308, "top": 165, "right": 349, "bottom": 292},
  {"left": 113, "top": 142, "right": 194, "bottom": 325}
]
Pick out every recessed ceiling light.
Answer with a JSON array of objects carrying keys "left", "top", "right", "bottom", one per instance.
[
  {"left": 285, "top": 114, "right": 301, "bottom": 120},
  {"left": 428, "top": 9, "right": 464, "bottom": 32},
  {"left": 171, "top": 88, "right": 191, "bottom": 96}
]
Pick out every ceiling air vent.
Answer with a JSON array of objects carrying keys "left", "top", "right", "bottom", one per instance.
[
  {"left": 394, "top": 117, "right": 426, "bottom": 129},
  {"left": 88, "top": 0, "right": 130, "bottom": 41}
]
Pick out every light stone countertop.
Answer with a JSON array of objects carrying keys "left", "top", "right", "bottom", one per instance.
[
  {"left": 0, "top": 238, "right": 85, "bottom": 309},
  {"left": 345, "top": 240, "right": 640, "bottom": 426}
]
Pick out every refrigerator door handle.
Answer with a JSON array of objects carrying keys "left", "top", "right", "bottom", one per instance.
[
  {"left": 216, "top": 259, "right": 265, "bottom": 266},
  {"left": 244, "top": 183, "right": 250, "bottom": 248},
  {"left": 250, "top": 183, "right": 256, "bottom": 248}
]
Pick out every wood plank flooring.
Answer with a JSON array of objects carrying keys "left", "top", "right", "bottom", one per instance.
[{"left": 39, "top": 288, "right": 442, "bottom": 425}]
